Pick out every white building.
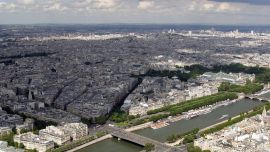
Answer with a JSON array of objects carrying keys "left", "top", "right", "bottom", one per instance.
[
  {"left": 14, "top": 132, "right": 54, "bottom": 152},
  {"left": 0, "top": 127, "right": 12, "bottom": 136},
  {"left": 199, "top": 72, "right": 255, "bottom": 85},
  {"left": 62, "top": 123, "right": 88, "bottom": 141},
  {"left": 39, "top": 126, "right": 70, "bottom": 145},
  {"left": 195, "top": 108, "right": 270, "bottom": 152},
  {"left": 185, "top": 83, "right": 218, "bottom": 100}
]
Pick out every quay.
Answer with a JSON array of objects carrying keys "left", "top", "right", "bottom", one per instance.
[
  {"left": 67, "top": 134, "right": 113, "bottom": 152},
  {"left": 67, "top": 123, "right": 186, "bottom": 152},
  {"left": 106, "top": 126, "right": 187, "bottom": 152}
]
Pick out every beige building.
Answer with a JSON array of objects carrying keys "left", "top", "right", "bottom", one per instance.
[
  {"left": 14, "top": 132, "right": 54, "bottom": 152},
  {"left": 62, "top": 123, "right": 88, "bottom": 141},
  {"left": 0, "top": 127, "right": 12, "bottom": 136},
  {"left": 39, "top": 126, "right": 70, "bottom": 145},
  {"left": 185, "top": 83, "right": 218, "bottom": 101}
]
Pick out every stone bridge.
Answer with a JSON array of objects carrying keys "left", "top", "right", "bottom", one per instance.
[
  {"left": 245, "top": 95, "right": 270, "bottom": 102},
  {"left": 106, "top": 126, "right": 187, "bottom": 152}
]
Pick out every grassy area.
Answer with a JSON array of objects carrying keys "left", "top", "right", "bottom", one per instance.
[
  {"left": 218, "top": 82, "right": 264, "bottom": 94},
  {"left": 109, "top": 110, "right": 139, "bottom": 123},
  {"left": 0, "top": 132, "right": 15, "bottom": 147},
  {"left": 132, "top": 64, "right": 210, "bottom": 81},
  {"left": 0, "top": 131, "right": 25, "bottom": 149},
  {"left": 167, "top": 128, "right": 199, "bottom": 143},
  {"left": 143, "top": 63, "right": 270, "bottom": 83},
  {"left": 186, "top": 143, "right": 210, "bottom": 152}
]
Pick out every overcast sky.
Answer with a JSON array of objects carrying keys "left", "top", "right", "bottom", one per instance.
[{"left": 0, "top": 0, "right": 270, "bottom": 25}]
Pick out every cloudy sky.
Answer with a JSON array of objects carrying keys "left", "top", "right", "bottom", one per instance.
[{"left": 0, "top": 0, "right": 270, "bottom": 25}]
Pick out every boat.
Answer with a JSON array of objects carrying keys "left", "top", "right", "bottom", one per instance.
[
  {"left": 186, "top": 113, "right": 199, "bottom": 120},
  {"left": 219, "top": 114, "right": 229, "bottom": 120},
  {"left": 151, "top": 121, "right": 170, "bottom": 129}
]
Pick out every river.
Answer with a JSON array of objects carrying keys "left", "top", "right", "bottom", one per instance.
[
  {"left": 259, "top": 90, "right": 270, "bottom": 99},
  {"left": 77, "top": 98, "right": 264, "bottom": 152}
]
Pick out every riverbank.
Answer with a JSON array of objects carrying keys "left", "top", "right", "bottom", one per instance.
[
  {"left": 67, "top": 134, "right": 113, "bottom": 152},
  {"left": 125, "top": 122, "right": 153, "bottom": 132},
  {"left": 165, "top": 101, "right": 269, "bottom": 146},
  {"left": 200, "top": 102, "right": 270, "bottom": 136},
  {"left": 78, "top": 97, "right": 243, "bottom": 150},
  {"left": 128, "top": 97, "right": 242, "bottom": 132},
  {"left": 164, "top": 96, "right": 243, "bottom": 125},
  {"left": 255, "top": 88, "right": 270, "bottom": 96},
  {"left": 71, "top": 91, "right": 268, "bottom": 152},
  {"left": 75, "top": 98, "right": 264, "bottom": 152},
  {"left": 66, "top": 122, "right": 153, "bottom": 152}
]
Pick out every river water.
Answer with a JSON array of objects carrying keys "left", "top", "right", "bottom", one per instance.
[
  {"left": 77, "top": 98, "right": 264, "bottom": 152},
  {"left": 259, "top": 91, "right": 270, "bottom": 99}
]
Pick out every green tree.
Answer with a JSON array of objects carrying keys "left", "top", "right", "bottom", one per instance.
[
  {"left": 144, "top": 143, "right": 155, "bottom": 152},
  {"left": 187, "top": 143, "right": 203, "bottom": 152},
  {"left": 0, "top": 132, "right": 15, "bottom": 146},
  {"left": 183, "top": 134, "right": 196, "bottom": 144},
  {"left": 26, "top": 149, "right": 38, "bottom": 152},
  {"left": 95, "top": 116, "right": 108, "bottom": 124}
]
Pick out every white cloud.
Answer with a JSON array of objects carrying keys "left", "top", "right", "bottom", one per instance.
[
  {"left": 74, "top": 0, "right": 120, "bottom": 10},
  {"left": 92, "top": 0, "right": 117, "bottom": 9},
  {"left": 137, "top": 0, "right": 155, "bottom": 10},
  {"left": 189, "top": 0, "right": 240, "bottom": 13},
  {"left": 17, "top": 0, "right": 35, "bottom": 5},
  {"left": 0, "top": 0, "right": 269, "bottom": 24},
  {"left": 0, "top": 2, "right": 17, "bottom": 11},
  {"left": 0, "top": 2, "right": 7, "bottom": 8},
  {"left": 203, "top": 3, "right": 215, "bottom": 11},
  {"left": 45, "top": 2, "right": 67, "bottom": 11},
  {"left": 216, "top": 2, "right": 240, "bottom": 12},
  {"left": 188, "top": 1, "right": 196, "bottom": 11}
]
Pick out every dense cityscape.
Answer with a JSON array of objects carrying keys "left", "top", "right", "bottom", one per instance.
[
  {"left": 0, "top": 24, "right": 270, "bottom": 152},
  {"left": 1, "top": 0, "right": 270, "bottom": 151}
]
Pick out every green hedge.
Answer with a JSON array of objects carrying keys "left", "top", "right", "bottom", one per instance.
[
  {"left": 109, "top": 111, "right": 138, "bottom": 123},
  {"left": 167, "top": 128, "right": 199, "bottom": 143},
  {"left": 218, "top": 82, "right": 264, "bottom": 94},
  {"left": 0, "top": 132, "right": 15, "bottom": 147},
  {"left": 147, "top": 92, "right": 238, "bottom": 116}
]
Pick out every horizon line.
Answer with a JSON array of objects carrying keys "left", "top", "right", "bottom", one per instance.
[{"left": 1, "top": 23, "right": 270, "bottom": 27}]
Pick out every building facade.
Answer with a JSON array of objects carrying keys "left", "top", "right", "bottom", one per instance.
[
  {"left": 14, "top": 132, "right": 54, "bottom": 152},
  {"left": 39, "top": 126, "right": 70, "bottom": 145}
]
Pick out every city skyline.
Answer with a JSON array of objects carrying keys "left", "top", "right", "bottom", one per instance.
[
  {"left": 1, "top": 3, "right": 270, "bottom": 151},
  {"left": 0, "top": 0, "right": 270, "bottom": 25}
]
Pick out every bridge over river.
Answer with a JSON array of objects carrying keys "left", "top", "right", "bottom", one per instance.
[
  {"left": 105, "top": 126, "right": 187, "bottom": 152},
  {"left": 244, "top": 88, "right": 270, "bottom": 102},
  {"left": 245, "top": 95, "right": 270, "bottom": 102}
]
